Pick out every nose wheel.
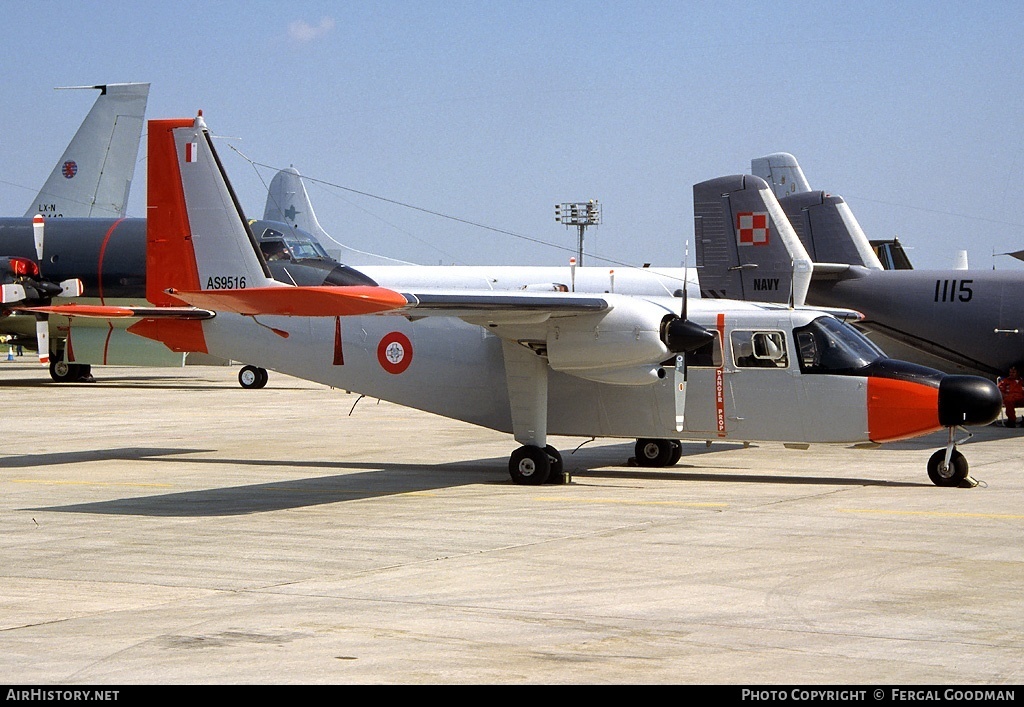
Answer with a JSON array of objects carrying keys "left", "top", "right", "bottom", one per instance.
[{"left": 927, "top": 427, "right": 973, "bottom": 487}]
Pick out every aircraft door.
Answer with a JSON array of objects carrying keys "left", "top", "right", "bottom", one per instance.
[{"left": 723, "top": 328, "right": 798, "bottom": 440}]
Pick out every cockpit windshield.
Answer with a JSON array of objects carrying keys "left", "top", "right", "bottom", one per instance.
[
  {"left": 793, "top": 316, "right": 885, "bottom": 374},
  {"left": 258, "top": 226, "right": 331, "bottom": 261}
]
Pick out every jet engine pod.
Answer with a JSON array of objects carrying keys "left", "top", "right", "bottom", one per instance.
[{"left": 938, "top": 375, "right": 1002, "bottom": 427}]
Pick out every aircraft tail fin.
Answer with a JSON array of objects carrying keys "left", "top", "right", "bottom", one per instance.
[
  {"left": 693, "top": 175, "right": 812, "bottom": 306},
  {"left": 778, "top": 191, "right": 884, "bottom": 269},
  {"left": 146, "top": 115, "right": 404, "bottom": 319},
  {"left": 263, "top": 166, "right": 414, "bottom": 266},
  {"left": 27, "top": 83, "right": 149, "bottom": 219},
  {"left": 147, "top": 113, "right": 278, "bottom": 306},
  {"left": 750, "top": 152, "right": 812, "bottom": 202}
]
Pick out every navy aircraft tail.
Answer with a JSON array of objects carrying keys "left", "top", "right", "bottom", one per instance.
[
  {"left": 778, "top": 190, "right": 884, "bottom": 269},
  {"left": 750, "top": 152, "right": 812, "bottom": 201},
  {"left": 263, "top": 166, "right": 413, "bottom": 266},
  {"left": 693, "top": 174, "right": 812, "bottom": 305},
  {"left": 695, "top": 173, "right": 892, "bottom": 306},
  {"left": 27, "top": 83, "right": 149, "bottom": 219}
]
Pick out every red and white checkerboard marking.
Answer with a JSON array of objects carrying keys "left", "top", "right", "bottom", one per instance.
[{"left": 736, "top": 212, "right": 769, "bottom": 246}]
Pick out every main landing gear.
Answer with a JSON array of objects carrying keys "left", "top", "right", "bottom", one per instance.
[
  {"left": 238, "top": 365, "right": 269, "bottom": 389},
  {"left": 509, "top": 445, "right": 565, "bottom": 485},
  {"left": 49, "top": 359, "right": 94, "bottom": 383},
  {"left": 634, "top": 438, "right": 683, "bottom": 467}
]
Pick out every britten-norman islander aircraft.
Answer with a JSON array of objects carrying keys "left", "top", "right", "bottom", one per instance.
[{"left": 24, "top": 114, "right": 1003, "bottom": 487}]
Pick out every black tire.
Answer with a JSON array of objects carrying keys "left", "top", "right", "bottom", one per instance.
[
  {"left": 667, "top": 440, "right": 683, "bottom": 466},
  {"left": 635, "top": 438, "right": 675, "bottom": 467},
  {"left": 49, "top": 359, "right": 80, "bottom": 383},
  {"left": 509, "top": 445, "right": 551, "bottom": 485},
  {"left": 238, "top": 365, "right": 268, "bottom": 389},
  {"left": 75, "top": 364, "right": 94, "bottom": 382},
  {"left": 927, "top": 449, "right": 969, "bottom": 487},
  {"left": 543, "top": 445, "right": 566, "bottom": 484}
]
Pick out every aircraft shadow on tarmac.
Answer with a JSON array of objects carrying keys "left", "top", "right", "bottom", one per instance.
[
  {"left": 30, "top": 442, "right": 927, "bottom": 518},
  {"left": 1, "top": 446, "right": 211, "bottom": 468}
]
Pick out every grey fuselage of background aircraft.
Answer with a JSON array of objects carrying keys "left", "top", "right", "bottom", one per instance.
[{"left": 695, "top": 157, "right": 1024, "bottom": 380}]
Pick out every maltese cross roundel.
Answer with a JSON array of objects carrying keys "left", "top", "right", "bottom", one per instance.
[{"left": 377, "top": 332, "right": 413, "bottom": 374}]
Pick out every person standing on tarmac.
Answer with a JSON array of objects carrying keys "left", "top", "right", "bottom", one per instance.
[{"left": 997, "top": 366, "right": 1024, "bottom": 427}]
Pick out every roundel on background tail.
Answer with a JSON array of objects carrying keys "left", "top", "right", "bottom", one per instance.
[
  {"left": 62, "top": 160, "right": 78, "bottom": 179},
  {"left": 377, "top": 332, "right": 413, "bottom": 374}
]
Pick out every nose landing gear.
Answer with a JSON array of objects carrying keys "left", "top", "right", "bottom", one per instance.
[{"left": 928, "top": 427, "right": 975, "bottom": 487}]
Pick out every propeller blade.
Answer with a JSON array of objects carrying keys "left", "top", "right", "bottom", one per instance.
[
  {"left": 59, "top": 278, "right": 84, "bottom": 298},
  {"left": 1, "top": 283, "right": 27, "bottom": 304},
  {"left": 35, "top": 315, "right": 49, "bottom": 365},
  {"left": 33, "top": 215, "right": 44, "bottom": 261}
]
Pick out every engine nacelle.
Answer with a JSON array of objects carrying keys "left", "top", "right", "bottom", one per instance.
[{"left": 546, "top": 297, "right": 676, "bottom": 376}]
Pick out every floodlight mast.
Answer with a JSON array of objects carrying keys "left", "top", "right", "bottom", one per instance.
[{"left": 554, "top": 200, "right": 601, "bottom": 266}]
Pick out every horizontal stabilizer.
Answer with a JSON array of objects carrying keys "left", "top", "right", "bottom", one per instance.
[
  {"left": 15, "top": 304, "right": 215, "bottom": 319},
  {"left": 167, "top": 285, "right": 409, "bottom": 317}
]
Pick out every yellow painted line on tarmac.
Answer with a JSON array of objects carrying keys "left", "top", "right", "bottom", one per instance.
[
  {"left": 535, "top": 497, "right": 727, "bottom": 508},
  {"left": 9, "top": 479, "right": 174, "bottom": 489},
  {"left": 840, "top": 508, "right": 1024, "bottom": 521}
]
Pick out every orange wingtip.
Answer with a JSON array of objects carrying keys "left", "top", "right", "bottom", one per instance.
[
  {"left": 168, "top": 285, "right": 409, "bottom": 316},
  {"left": 16, "top": 304, "right": 138, "bottom": 318}
]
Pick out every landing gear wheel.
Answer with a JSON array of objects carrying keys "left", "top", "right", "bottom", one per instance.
[
  {"left": 238, "top": 365, "right": 268, "bottom": 389},
  {"left": 49, "top": 359, "right": 80, "bottom": 383},
  {"left": 635, "top": 438, "right": 675, "bottom": 467},
  {"left": 509, "top": 445, "right": 551, "bottom": 485},
  {"left": 667, "top": 440, "right": 683, "bottom": 466},
  {"left": 543, "top": 445, "right": 566, "bottom": 484},
  {"left": 927, "top": 448, "right": 969, "bottom": 487},
  {"left": 75, "top": 364, "right": 94, "bottom": 382}
]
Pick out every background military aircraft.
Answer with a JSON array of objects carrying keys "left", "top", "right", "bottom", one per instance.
[
  {"left": 27, "top": 83, "right": 149, "bottom": 219},
  {"left": 33, "top": 113, "right": 1001, "bottom": 487},
  {"left": 695, "top": 167, "right": 1024, "bottom": 380}
]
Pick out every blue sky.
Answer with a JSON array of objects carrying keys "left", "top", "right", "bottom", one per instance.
[{"left": 2, "top": 1, "right": 1022, "bottom": 270}]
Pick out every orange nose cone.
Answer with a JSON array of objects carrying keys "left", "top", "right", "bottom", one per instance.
[{"left": 867, "top": 377, "right": 941, "bottom": 442}]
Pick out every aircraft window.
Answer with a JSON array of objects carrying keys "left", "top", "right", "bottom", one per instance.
[
  {"left": 732, "top": 330, "right": 788, "bottom": 368},
  {"left": 793, "top": 316, "right": 885, "bottom": 374},
  {"left": 260, "top": 239, "right": 289, "bottom": 261},
  {"left": 260, "top": 228, "right": 284, "bottom": 240},
  {"left": 284, "top": 237, "right": 326, "bottom": 260},
  {"left": 687, "top": 331, "right": 722, "bottom": 367}
]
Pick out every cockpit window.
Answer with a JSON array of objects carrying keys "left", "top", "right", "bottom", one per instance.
[
  {"left": 260, "top": 239, "right": 289, "bottom": 261},
  {"left": 793, "top": 316, "right": 885, "bottom": 374},
  {"left": 284, "top": 237, "right": 328, "bottom": 260},
  {"left": 731, "top": 330, "right": 788, "bottom": 368}
]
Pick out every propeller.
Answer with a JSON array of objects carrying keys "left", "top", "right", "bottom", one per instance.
[
  {"left": 4, "top": 217, "right": 84, "bottom": 365},
  {"left": 663, "top": 243, "right": 713, "bottom": 354}
]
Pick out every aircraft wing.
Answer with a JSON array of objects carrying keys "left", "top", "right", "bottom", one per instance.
[{"left": 14, "top": 286, "right": 612, "bottom": 323}]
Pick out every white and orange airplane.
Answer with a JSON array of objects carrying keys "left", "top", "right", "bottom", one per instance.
[{"left": 24, "top": 114, "right": 1003, "bottom": 487}]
